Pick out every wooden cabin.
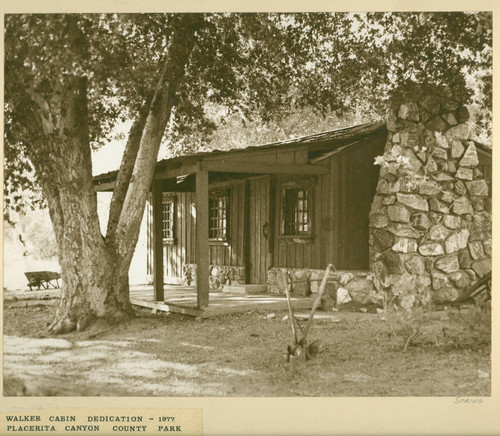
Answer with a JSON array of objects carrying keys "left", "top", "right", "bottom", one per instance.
[{"left": 94, "top": 122, "right": 389, "bottom": 309}]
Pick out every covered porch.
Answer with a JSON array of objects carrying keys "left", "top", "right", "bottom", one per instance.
[
  {"left": 147, "top": 159, "right": 328, "bottom": 316},
  {"left": 130, "top": 284, "right": 316, "bottom": 318},
  {"left": 97, "top": 159, "right": 326, "bottom": 317}
]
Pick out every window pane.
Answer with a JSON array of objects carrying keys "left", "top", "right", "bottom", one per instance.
[
  {"left": 162, "top": 198, "right": 175, "bottom": 240},
  {"left": 282, "top": 187, "right": 311, "bottom": 236},
  {"left": 209, "top": 192, "right": 228, "bottom": 240}
]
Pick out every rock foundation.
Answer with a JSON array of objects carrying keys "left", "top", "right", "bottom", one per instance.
[
  {"left": 267, "top": 267, "right": 382, "bottom": 309},
  {"left": 182, "top": 264, "right": 245, "bottom": 290}
]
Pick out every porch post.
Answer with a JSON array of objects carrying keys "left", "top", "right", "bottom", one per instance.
[
  {"left": 196, "top": 170, "right": 210, "bottom": 309},
  {"left": 152, "top": 179, "right": 164, "bottom": 301},
  {"left": 243, "top": 179, "right": 251, "bottom": 284}
]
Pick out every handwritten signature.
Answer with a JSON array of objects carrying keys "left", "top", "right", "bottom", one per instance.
[{"left": 455, "top": 397, "right": 484, "bottom": 404}]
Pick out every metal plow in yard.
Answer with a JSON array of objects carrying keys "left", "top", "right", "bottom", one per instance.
[{"left": 284, "top": 264, "right": 335, "bottom": 374}]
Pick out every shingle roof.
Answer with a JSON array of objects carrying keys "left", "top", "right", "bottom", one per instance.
[{"left": 93, "top": 121, "right": 385, "bottom": 184}]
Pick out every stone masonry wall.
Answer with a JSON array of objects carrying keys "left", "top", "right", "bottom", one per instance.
[
  {"left": 267, "top": 267, "right": 381, "bottom": 309},
  {"left": 369, "top": 92, "right": 491, "bottom": 307}
]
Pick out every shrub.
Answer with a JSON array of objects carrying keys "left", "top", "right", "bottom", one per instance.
[{"left": 385, "top": 303, "right": 433, "bottom": 352}]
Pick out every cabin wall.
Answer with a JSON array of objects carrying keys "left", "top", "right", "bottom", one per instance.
[
  {"left": 163, "top": 192, "right": 195, "bottom": 281},
  {"left": 273, "top": 130, "right": 387, "bottom": 271},
  {"left": 146, "top": 192, "right": 195, "bottom": 282},
  {"left": 208, "top": 181, "right": 246, "bottom": 269},
  {"left": 147, "top": 183, "right": 246, "bottom": 284},
  {"left": 247, "top": 176, "right": 272, "bottom": 284},
  {"left": 146, "top": 129, "right": 387, "bottom": 288}
]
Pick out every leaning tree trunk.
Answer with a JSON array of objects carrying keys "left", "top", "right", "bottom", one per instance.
[
  {"left": 111, "top": 14, "right": 203, "bottom": 302},
  {"left": 27, "top": 14, "right": 202, "bottom": 333}
]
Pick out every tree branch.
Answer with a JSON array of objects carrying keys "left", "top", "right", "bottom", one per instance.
[
  {"left": 113, "top": 14, "right": 204, "bottom": 260},
  {"left": 106, "top": 97, "right": 151, "bottom": 244}
]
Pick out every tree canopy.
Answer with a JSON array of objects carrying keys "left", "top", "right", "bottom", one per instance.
[{"left": 5, "top": 12, "right": 492, "bottom": 207}]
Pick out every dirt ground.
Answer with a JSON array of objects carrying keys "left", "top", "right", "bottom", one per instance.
[{"left": 3, "top": 296, "right": 491, "bottom": 397}]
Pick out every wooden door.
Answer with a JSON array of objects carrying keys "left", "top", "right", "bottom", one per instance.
[{"left": 247, "top": 176, "right": 272, "bottom": 284}]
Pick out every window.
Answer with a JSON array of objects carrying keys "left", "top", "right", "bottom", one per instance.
[
  {"left": 162, "top": 194, "right": 176, "bottom": 243},
  {"left": 209, "top": 189, "right": 229, "bottom": 241},
  {"left": 281, "top": 183, "right": 312, "bottom": 236}
]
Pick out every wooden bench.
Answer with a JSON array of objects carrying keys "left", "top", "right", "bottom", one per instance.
[{"left": 25, "top": 271, "right": 61, "bottom": 291}]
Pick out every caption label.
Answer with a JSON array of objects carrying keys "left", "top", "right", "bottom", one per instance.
[{"left": 0, "top": 408, "right": 202, "bottom": 435}]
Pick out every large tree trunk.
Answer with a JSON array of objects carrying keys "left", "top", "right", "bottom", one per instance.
[
  {"left": 45, "top": 191, "right": 131, "bottom": 333},
  {"left": 30, "top": 74, "right": 134, "bottom": 333},
  {"left": 27, "top": 15, "right": 202, "bottom": 333}
]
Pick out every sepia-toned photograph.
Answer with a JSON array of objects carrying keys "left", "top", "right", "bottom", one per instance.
[{"left": 3, "top": 10, "right": 492, "bottom": 403}]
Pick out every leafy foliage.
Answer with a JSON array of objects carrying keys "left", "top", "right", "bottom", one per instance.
[
  {"left": 164, "top": 104, "right": 372, "bottom": 157},
  {"left": 20, "top": 210, "right": 59, "bottom": 260},
  {"left": 5, "top": 12, "right": 492, "bottom": 210}
]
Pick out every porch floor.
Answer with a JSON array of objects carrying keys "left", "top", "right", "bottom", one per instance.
[{"left": 129, "top": 284, "right": 316, "bottom": 318}]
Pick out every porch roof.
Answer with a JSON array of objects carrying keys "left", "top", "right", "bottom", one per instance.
[{"left": 93, "top": 121, "right": 386, "bottom": 190}]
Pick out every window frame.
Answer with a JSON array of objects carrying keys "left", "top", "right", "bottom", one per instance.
[
  {"left": 209, "top": 188, "right": 230, "bottom": 243},
  {"left": 279, "top": 180, "right": 314, "bottom": 240}
]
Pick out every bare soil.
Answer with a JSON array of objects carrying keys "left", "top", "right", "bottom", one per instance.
[{"left": 3, "top": 297, "right": 491, "bottom": 397}]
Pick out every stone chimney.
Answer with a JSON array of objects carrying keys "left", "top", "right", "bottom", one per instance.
[{"left": 369, "top": 90, "right": 491, "bottom": 308}]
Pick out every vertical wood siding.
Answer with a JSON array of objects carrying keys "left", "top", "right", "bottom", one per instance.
[
  {"left": 145, "top": 192, "right": 194, "bottom": 281},
  {"left": 146, "top": 130, "right": 387, "bottom": 281},
  {"left": 147, "top": 184, "right": 246, "bottom": 282},
  {"left": 248, "top": 176, "right": 271, "bottom": 284},
  {"left": 163, "top": 192, "right": 195, "bottom": 280},
  {"left": 273, "top": 131, "right": 386, "bottom": 270},
  {"left": 207, "top": 182, "right": 245, "bottom": 268}
]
